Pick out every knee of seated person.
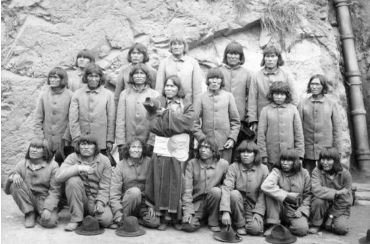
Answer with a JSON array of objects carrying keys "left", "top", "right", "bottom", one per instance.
[
  {"left": 208, "top": 187, "right": 221, "bottom": 198},
  {"left": 230, "top": 190, "right": 242, "bottom": 202},
  {"left": 332, "top": 218, "right": 349, "bottom": 235},
  {"left": 311, "top": 197, "right": 326, "bottom": 208},
  {"left": 291, "top": 219, "right": 308, "bottom": 237},
  {"left": 126, "top": 187, "right": 142, "bottom": 197},
  {"left": 65, "top": 176, "right": 83, "bottom": 188},
  {"left": 97, "top": 208, "right": 113, "bottom": 227},
  {"left": 246, "top": 221, "right": 261, "bottom": 236}
]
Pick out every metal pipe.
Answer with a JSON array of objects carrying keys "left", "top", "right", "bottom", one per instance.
[{"left": 333, "top": 0, "right": 370, "bottom": 173}]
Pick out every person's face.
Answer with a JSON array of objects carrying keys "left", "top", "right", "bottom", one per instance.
[
  {"left": 133, "top": 69, "right": 147, "bottom": 85},
  {"left": 199, "top": 142, "right": 213, "bottom": 160},
  {"left": 171, "top": 41, "right": 185, "bottom": 56},
  {"left": 49, "top": 75, "right": 61, "bottom": 88},
  {"left": 226, "top": 52, "right": 241, "bottom": 67},
  {"left": 129, "top": 140, "right": 143, "bottom": 159},
  {"left": 281, "top": 159, "right": 294, "bottom": 172},
  {"left": 29, "top": 146, "right": 44, "bottom": 161},
  {"left": 130, "top": 49, "right": 145, "bottom": 64},
  {"left": 321, "top": 158, "right": 334, "bottom": 172},
  {"left": 208, "top": 77, "right": 222, "bottom": 92},
  {"left": 310, "top": 78, "right": 324, "bottom": 96},
  {"left": 264, "top": 53, "right": 279, "bottom": 69},
  {"left": 164, "top": 79, "right": 179, "bottom": 99},
  {"left": 240, "top": 150, "right": 255, "bottom": 166},
  {"left": 77, "top": 56, "right": 91, "bottom": 69},
  {"left": 272, "top": 92, "right": 287, "bottom": 105},
  {"left": 79, "top": 142, "right": 96, "bottom": 157},
  {"left": 87, "top": 72, "right": 101, "bottom": 90}
]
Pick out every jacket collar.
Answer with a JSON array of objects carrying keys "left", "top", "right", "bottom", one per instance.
[
  {"left": 26, "top": 160, "right": 47, "bottom": 170},
  {"left": 85, "top": 85, "right": 102, "bottom": 94},
  {"left": 224, "top": 63, "right": 241, "bottom": 70},
  {"left": 200, "top": 158, "right": 217, "bottom": 169},
  {"left": 170, "top": 54, "right": 187, "bottom": 62},
  {"left": 240, "top": 163, "right": 256, "bottom": 172},
  {"left": 271, "top": 103, "right": 287, "bottom": 108},
  {"left": 262, "top": 67, "right": 280, "bottom": 76},
  {"left": 309, "top": 95, "right": 326, "bottom": 103},
  {"left": 206, "top": 89, "right": 222, "bottom": 96},
  {"left": 127, "top": 157, "right": 143, "bottom": 166},
  {"left": 50, "top": 86, "right": 66, "bottom": 95}
]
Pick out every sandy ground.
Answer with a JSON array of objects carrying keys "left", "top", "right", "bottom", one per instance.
[{"left": 1, "top": 189, "right": 370, "bottom": 244}]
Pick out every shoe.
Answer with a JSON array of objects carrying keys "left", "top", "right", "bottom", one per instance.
[
  {"left": 237, "top": 227, "right": 247, "bottom": 235},
  {"left": 308, "top": 226, "right": 319, "bottom": 234},
  {"left": 157, "top": 222, "right": 169, "bottom": 231},
  {"left": 64, "top": 222, "right": 79, "bottom": 231},
  {"left": 263, "top": 225, "right": 274, "bottom": 236},
  {"left": 173, "top": 223, "right": 183, "bottom": 230},
  {"left": 210, "top": 226, "right": 221, "bottom": 232},
  {"left": 25, "top": 212, "right": 36, "bottom": 228}
]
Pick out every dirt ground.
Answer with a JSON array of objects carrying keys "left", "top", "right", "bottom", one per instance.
[{"left": 2, "top": 189, "right": 369, "bottom": 244}]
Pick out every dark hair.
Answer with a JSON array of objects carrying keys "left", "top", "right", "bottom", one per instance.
[
  {"left": 317, "top": 147, "right": 342, "bottom": 174},
  {"left": 82, "top": 63, "right": 107, "bottom": 86},
  {"left": 306, "top": 74, "right": 329, "bottom": 94},
  {"left": 75, "top": 49, "right": 95, "bottom": 67},
  {"left": 222, "top": 41, "right": 245, "bottom": 65},
  {"left": 267, "top": 81, "right": 293, "bottom": 104},
  {"left": 127, "top": 43, "right": 149, "bottom": 63},
  {"left": 169, "top": 36, "right": 189, "bottom": 55},
  {"left": 25, "top": 139, "right": 54, "bottom": 163},
  {"left": 206, "top": 67, "right": 225, "bottom": 88},
  {"left": 128, "top": 63, "right": 152, "bottom": 86},
  {"left": 121, "top": 137, "right": 149, "bottom": 160},
  {"left": 74, "top": 133, "right": 100, "bottom": 157},
  {"left": 195, "top": 137, "right": 221, "bottom": 161},
  {"left": 235, "top": 140, "right": 261, "bottom": 165},
  {"left": 260, "top": 45, "right": 284, "bottom": 67},
  {"left": 274, "top": 148, "right": 301, "bottom": 174},
  {"left": 162, "top": 75, "right": 186, "bottom": 98},
  {"left": 47, "top": 67, "right": 68, "bottom": 89}
]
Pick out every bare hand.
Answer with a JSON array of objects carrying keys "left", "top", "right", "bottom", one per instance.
[
  {"left": 221, "top": 212, "right": 232, "bottom": 226},
  {"left": 94, "top": 201, "right": 105, "bottom": 214},
  {"left": 12, "top": 174, "right": 24, "bottom": 188},
  {"left": 286, "top": 192, "right": 300, "bottom": 202},
  {"left": 223, "top": 139, "right": 235, "bottom": 150},
  {"left": 115, "top": 215, "right": 122, "bottom": 224},
  {"left": 41, "top": 209, "right": 52, "bottom": 222},
  {"left": 78, "top": 165, "right": 94, "bottom": 174},
  {"left": 336, "top": 188, "right": 350, "bottom": 196},
  {"left": 182, "top": 214, "right": 193, "bottom": 224},
  {"left": 106, "top": 142, "right": 113, "bottom": 152},
  {"left": 156, "top": 107, "right": 166, "bottom": 116},
  {"left": 262, "top": 157, "right": 268, "bottom": 164},
  {"left": 293, "top": 210, "right": 302, "bottom": 218},
  {"left": 250, "top": 122, "right": 258, "bottom": 132},
  {"left": 148, "top": 207, "right": 156, "bottom": 219},
  {"left": 252, "top": 213, "right": 263, "bottom": 226}
]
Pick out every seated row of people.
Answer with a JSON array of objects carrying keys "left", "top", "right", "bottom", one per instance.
[{"left": 5, "top": 135, "right": 352, "bottom": 238}]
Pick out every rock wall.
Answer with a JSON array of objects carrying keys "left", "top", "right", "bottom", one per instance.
[{"left": 1, "top": 0, "right": 356, "bottom": 179}]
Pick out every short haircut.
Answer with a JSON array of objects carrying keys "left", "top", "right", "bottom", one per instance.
[
  {"left": 25, "top": 138, "right": 54, "bottom": 163},
  {"left": 82, "top": 63, "right": 107, "bottom": 86},
  {"left": 47, "top": 67, "right": 68, "bottom": 89},
  {"left": 169, "top": 36, "right": 189, "bottom": 55},
  {"left": 222, "top": 41, "right": 245, "bottom": 65},
  {"left": 306, "top": 74, "right": 329, "bottom": 94},
  {"left": 127, "top": 43, "right": 150, "bottom": 63},
  {"left": 235, "top": 140, "right": 261, "bottom": 165},
  {"left": 260, "top": 45, "right": 284, "bottom": 67},
  {"left": 74, "top": 133, "right": 100, "bottom": 157},
  {"left": 128, "top": 63, "right": 152, "bottom": 86},
  {"left": 267, "top": 81, "right": 293, "bottom": 104},
  {"left": 75, "top": 49, "right": 95, "bottom": 67},
  {"left": 195, "top": 137, "right": 221, "bottom": 161},
  {"left": 162, "top": 75, "right": 186, "bottom": 98},
  {"left": 317, "top": 147, "right": 342, "bottom": 174},
  {"left": 274, "top": 148, "right": 302, "bottom": 174},
  {"left": 121, "top": 137, "right": 149, "bottom": 160},
  {"left": 206, "top": 67, "right": 225, "bottom": 88}
]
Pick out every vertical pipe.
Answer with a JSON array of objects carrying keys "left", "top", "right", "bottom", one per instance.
[{"left": 333, "top": 0, "right": 370, "bottom": 173}]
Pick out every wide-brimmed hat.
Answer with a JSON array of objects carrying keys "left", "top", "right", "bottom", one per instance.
[
  {"left": 116, "top": 216, "right": 146, "bottom": 237},
  {"left": 265, "top": 224, "right": 297, "bottom": 244},
  {"left": 359, "top": 229, "right": 370, "bottom": 244},
  {"left": 213, "top": 225, "right": 242, "bottom": 243},
  {"left": 143, "top": 97, "right": 161, "bottom": 115},
  {"left": 75, "top": 215, "right": 104, "bottom": 236}
]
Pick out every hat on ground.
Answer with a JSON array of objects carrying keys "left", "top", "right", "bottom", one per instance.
[
  {"left": 75, "top": 215, "right": 104, "bottom": 236},
  {"left": 359, "top": 229, "right": 370, "bottom": 244},
  {"left": 213, "top": 225, "right": 242, "bottom": 243},
  {"left": 116, "top": 216, "right": 146, "bottom": 237},
  {"left": 265, "top": 224, "right": 297, "bottom": 244},
  {"left": 138, "top": 213, "right": 160, "bottom": 229}
]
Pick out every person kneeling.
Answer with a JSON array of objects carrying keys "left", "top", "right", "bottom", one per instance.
[
  {"left": 220, "top": 140, "right": 269, "bottom": 236},
  {"left": 56, "top": 134, "right": 113, "bottom": 231},
  {"left": 181, "top": 137, "right": 229, "bottom": 232},
  {"left": 261, "top": 148, "right": 311, "bottom": 237},
  {"left": 4, "top": 139, "right": 61, "bottom": 228},
  {"left": 309, "top": 147, "right": 352, "bottom": 235}
]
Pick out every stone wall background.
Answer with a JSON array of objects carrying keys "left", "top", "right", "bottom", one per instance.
[{"left": 2, "top": 0, "right": 368, "bottom": 179}]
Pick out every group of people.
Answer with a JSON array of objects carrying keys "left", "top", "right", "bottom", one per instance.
[{"left": 4, "top": 36, "right": 352, "bottom": 240}]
